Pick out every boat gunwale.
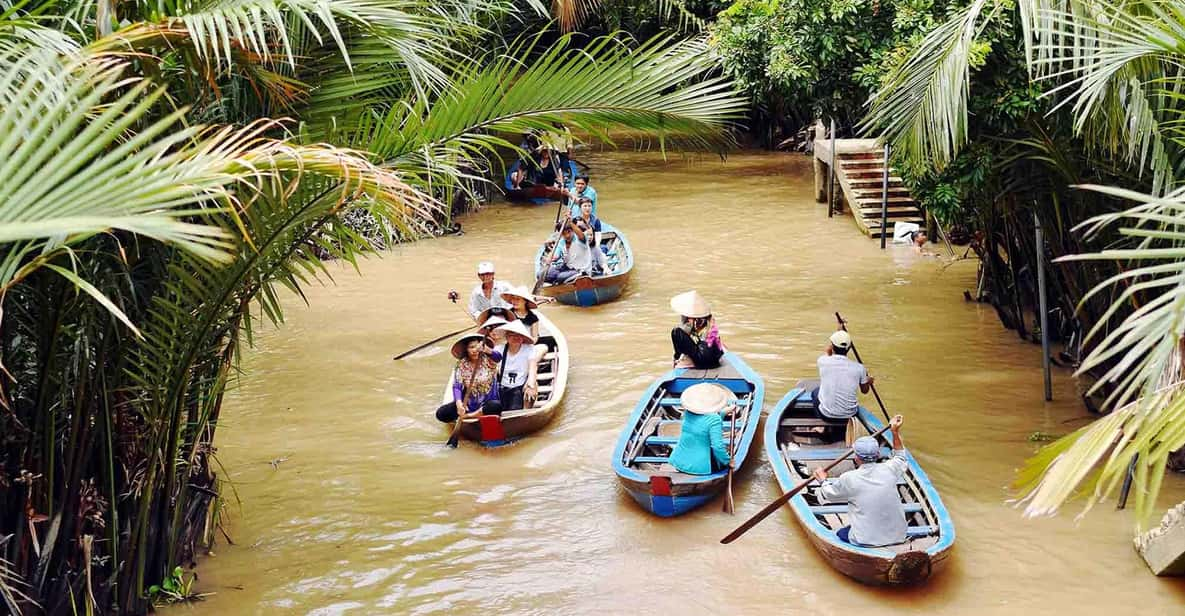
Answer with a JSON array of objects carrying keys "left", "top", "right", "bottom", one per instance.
[
  {"left": 532, "top": 221, "right": 635, "bottom": 296},
  {"left": 611, "top": 352, "right": 765, "bottom": 488},
  {"left": 764, "top": 387, "right": 956, "bottom": 561}
]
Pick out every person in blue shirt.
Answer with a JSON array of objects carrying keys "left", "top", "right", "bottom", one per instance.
[
  {"left": 668, "top": 383, "right": 733, "bottom": 475},
  {"left": 564, "top": 174, "right": 597, "bottom": 219}
]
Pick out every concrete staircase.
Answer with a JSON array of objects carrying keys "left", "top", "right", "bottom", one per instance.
[{"left": 814, "top": 139, "right": 924, "bottom": 239}]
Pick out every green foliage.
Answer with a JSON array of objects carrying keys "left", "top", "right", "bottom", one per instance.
[{"left": 147, "top": 566, "right": 204, "bottom": 605}]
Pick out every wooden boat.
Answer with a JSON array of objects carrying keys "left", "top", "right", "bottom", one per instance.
[
  {"left": 533, "top": 221, "right": 633, "bottom": 307},
  {"left": 440, "top": 311, "right": 568, "bottom": 446},
  {"left": 611, "top": 353, "right": 765, "bottom": 517},
  {"left": 503, "top": 159, "right": 578, "bottom": 204},
  {"left": 764, "top": 384, "right": 955, "bottom": 585}
]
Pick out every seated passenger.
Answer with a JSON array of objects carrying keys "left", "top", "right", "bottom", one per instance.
[
  {"left": 563, "top": 174, "right": 598, "bottom": 219},
  {"left": 435, "top": 334, "right": 504, "bottom": 446},
  {"left": 501, "top": 286, "right": 542, "bottom": 339},
  {"left": 476, "top": 312, "right": 512, "bottom": 345},
  {"left": 812, "top": 415, "right": 909, "bottom": 546},
  {"left": 532, "top": 147, "right": 560, "bottom": 188},
  {"left": 669, "top": 290, "right": 724, "bottom": 369},
  {"left": 493, "top": 320, "right": 548, "bottom": 411},
  {"left": 811, "top": 330, "right": 874, "bottom": 420},
  {"left": 544, "top": 220, "right": 592, "bottom": 284},
  {"left": 668, "top": 383, "right": 733, "bottom": 475},
  {"left": 573, "top": 200, "right": 608, "bottom": 274}
]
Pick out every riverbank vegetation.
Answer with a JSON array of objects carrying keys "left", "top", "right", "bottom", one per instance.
[
  {"left": 0, "top": 2, "right": 744, "bottom": 612},
  {"left": 715, "top": 0, "right": 1185, "bottom": 528}
]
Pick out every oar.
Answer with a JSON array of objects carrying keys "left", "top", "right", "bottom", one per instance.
[
  {"left": 834, "top": 312, "right": 892, "bottom": 424},
  {"left": 723, "top": 403, "right": 737, "bottom": 514},
  {"left": 720, "top": 424, "right": 891, "bottom": 544},
  {"left": 532, "top": 200, "right": 567, "bottom": 295},
  {"left": 392, "top": 298, "right": 475, "bottom": 361}
]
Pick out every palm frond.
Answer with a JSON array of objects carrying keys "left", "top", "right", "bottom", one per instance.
[
  {"left": 1017, "top": 184, "right": 1185, "bottom": 525},
  {"left": 860, "top": 0, "right": 992, "bottom": 171},
  {"left": 1023, "top": 0, "right": 1185, "bottom": 192}
]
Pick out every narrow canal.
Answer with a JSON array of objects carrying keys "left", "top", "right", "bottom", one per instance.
[{"left": 182, "top": 151, "right": 1185, "bottom": 614}]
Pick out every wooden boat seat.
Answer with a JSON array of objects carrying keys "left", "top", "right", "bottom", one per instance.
[
  {"left": 658, "top": 397, "right": 751, "bottom": 407},
  {"left": 634, "top": 455, "right": 670, "bottom": 464},
  {"left": 811, "top": 503, "right": 924, "bottom": 515},
  {"left": 906, "top": 526, "right": 938, "bottom": 538},
  {"left": 645, "top": 430, "right": 738, "bottom": 447},
  {"left": 781, "top": 417, "right": 848, "bottom": 428},
  {"left": 788, "top": 447, "right": 892, "bottom": 460}
]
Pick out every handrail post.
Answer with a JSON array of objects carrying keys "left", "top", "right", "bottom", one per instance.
[
  {"left": 827, "top": 119, "right": 836, "bottom": 218},
  {"left": 1035, "top": 210, "right": 1052, "bottom": 401},
  {"left": 880, "top": 143, "right": 890, "bottom": 249}
]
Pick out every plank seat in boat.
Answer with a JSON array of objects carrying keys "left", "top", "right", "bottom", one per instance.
[
  {"left": 658, "top": 397, "right": 751, "bottom": 407},
  {"left": 810, "top": 503, "right": 924, "bottom": 515},
  {"left": 645, "top": 429, "right": 738, "bottom": 447},
  {"left": 785, "top": 447, "right": 893, "bottom": 460},
  {"left": 634, "top": 456, "right": 670, "bottom": 464},
  {"left": 781, "top": 417, "right": 849, "bottom": 427}
]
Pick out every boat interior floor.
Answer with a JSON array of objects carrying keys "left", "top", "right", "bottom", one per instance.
[{"left": 776, "top": 382, "right": 940, "bottom": 552}]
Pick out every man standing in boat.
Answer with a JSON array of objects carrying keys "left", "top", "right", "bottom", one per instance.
[
  {"left": 811, "top": 330, "right": 874, "bottom": 420},
  {"left": 452, "top": 261, "right": 513, "bottom": 320},
  {"left": 812, "top": 414, "right": 909, "bottom": 547}
]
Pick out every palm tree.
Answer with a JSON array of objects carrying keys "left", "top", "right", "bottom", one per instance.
[
  {"left": 861, "top": 0, "right": 1185, "bottom": 527},
  {"left": 0, "top": 1, "right": 745, "bottom": 612}
]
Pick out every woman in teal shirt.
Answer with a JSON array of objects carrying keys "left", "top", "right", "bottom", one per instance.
[{"left": 669, "top": 383, "right": 733, "bottom": 475}]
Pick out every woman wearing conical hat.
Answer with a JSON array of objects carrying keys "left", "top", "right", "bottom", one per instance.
[
  {"left": 669, "top": 290, "right": 725, "bottom": 369},
  {"left": 668, "top": 383, "right": 733, "bottom": 475}
]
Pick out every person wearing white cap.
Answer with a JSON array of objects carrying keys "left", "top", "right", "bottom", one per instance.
[
  {"left": 811, "top": 329, "right": 874, "bottom": 420},
  {"left": 669, "top": 290, "right": 724, "bottom": 369},
  {"left": 454, "top": 261, "right": 513, "bottom": 320},
  {"left": 493, "top": 320, "right": 548, "bottom": 411},
  {"left": 812, "top": 414, "right": 909, "bottom": 547},
  {"left": 668, "top": 383, "right": 733, "bottom": 475}
]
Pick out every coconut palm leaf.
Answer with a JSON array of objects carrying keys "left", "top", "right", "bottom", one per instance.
[
  {"left": 860, "top": 0, "right": 993, "bottom": 171},
  {"left": 1016, "top": 184, "right": 1185, "bottom": 524},
  {"left": 353, "top": 33, "right": 744, "bottom": 188},
  {"left": 551, "top": 0, "right": 703, "bottom": 32}
]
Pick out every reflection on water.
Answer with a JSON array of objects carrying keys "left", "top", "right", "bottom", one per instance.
[{"left": 180, "top": 152, "right": 1185, "bottom": 615}]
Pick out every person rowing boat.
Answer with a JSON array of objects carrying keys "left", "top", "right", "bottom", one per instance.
[{"left": 449, "top": 261, "right": 512, "bottom": 321}]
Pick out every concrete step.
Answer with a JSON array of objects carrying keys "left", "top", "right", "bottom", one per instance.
[
  {"left": 858, "top": 208, "right": 923, "bottom": 218},
  {"left": 855, "top": 196, "right": 916, "bottom": 205},
  {"left": 839, "top": 152, "right": 883, "bottom": 160},
  {"left": 840, "top": 159, "right": 886, "bottom": 167},
  {"left": 853, "top": 187, "right": 911, "bottom": 197},
  {"left": 865, "top": 217, "right": 925, "bottom": 229},
  {"left": 849, "top": 177, "right": 904, "bottom": 186}
]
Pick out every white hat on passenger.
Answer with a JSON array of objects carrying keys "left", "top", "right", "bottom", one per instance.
[
  {"left": 501, "top": 286, "right": 538, "bottom": 309},
  {"left": 679, "top": 383, "right": 735, "bottom": 415},
  {"left": 479, "top": 315, "right": 510, "bottom": 331},
  {"left": 670, "top": 290, "right": 711, "bottom": 319},
  {"left": 496, "top": 320, "right": 535, "bottom": 343},
  {"left": 477, "top": 261, "right": 496, "bottom": 274},
  {"left": 829, "top": 330, "right": 852, "bottom": 350},
  {"left": 450, "top": 333, "right": 489, "bottom": 360}
]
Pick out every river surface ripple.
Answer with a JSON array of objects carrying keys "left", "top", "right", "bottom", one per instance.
[{"left": 180, "top": 151, "right": 1185, "bottom": 615}]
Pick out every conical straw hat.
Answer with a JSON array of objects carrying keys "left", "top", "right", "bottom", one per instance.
[
  {"left": 500, "top": 286, "right": 539, "bottom": 310},
  {"left": 450, "top": 333, "right": 490, "bottom": 360},
  {"left": 496, "top": 319, "right": 536, "bottom": 343},
  {"left": 670, "top": 290, "right": 711, "bottom": 318},
  {"left": 679, "top": 383, "right": 735, "bottom": 415}
]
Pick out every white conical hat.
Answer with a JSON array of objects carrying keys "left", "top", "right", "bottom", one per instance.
[
  {"left": 670, "top": 290, "right": 711, "bottom": 318},
  {"left": 679, "top": 383, "right": 734, "bottom": 415},
  {"left": 495, "top": 319, "right": 535, "bottom": 343},
  {"left": 450, "top": 333, "right": 490, "bottom": 360},
  {"left": 500, "top": 286, "right": 538, "bottom": 310}
]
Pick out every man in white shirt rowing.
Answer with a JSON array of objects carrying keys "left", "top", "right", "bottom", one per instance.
[
  {"left": 810, "top": 330, "right": 874, "bottom": 420},
  {"left": 452, "top": 260, "right": 513, "bottom": 320},
  {"left": 812, "top": 414, "right": 909, "bottom": 547},
  {"left": 543, "top": 220, "right": 592, "bottom": 284}
]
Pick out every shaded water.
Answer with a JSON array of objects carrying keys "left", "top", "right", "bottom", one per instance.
[{"left": 183, "top": 152, "right": 1185, "bottom": 615}]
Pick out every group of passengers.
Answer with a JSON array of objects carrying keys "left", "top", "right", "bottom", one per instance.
[
  {"left": 543, "top": 174, "right": 609, "bottom": 284},
  {"left": 436, "top": 262, "right": 551, "bottom": 438},
  {"left": 509, "top": 125, "right": 576, "bottom": 191},
  {"left": 661, "top": 290, "right": 910, "bottom": 549}
]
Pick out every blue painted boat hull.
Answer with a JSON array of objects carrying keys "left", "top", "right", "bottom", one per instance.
[
  {"left": 534, "top": 222, "right": 633, "bottom": 307},
  {"left": 764, "top": 388, "right": 956, "bottom": 585},
  {"left": 611, "top": 353, "right": 765, "bottom": 517}
]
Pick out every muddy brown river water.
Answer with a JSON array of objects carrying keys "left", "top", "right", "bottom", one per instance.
[{"left": 179, "top": 151, "right": 1185, "bottom": 615}]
